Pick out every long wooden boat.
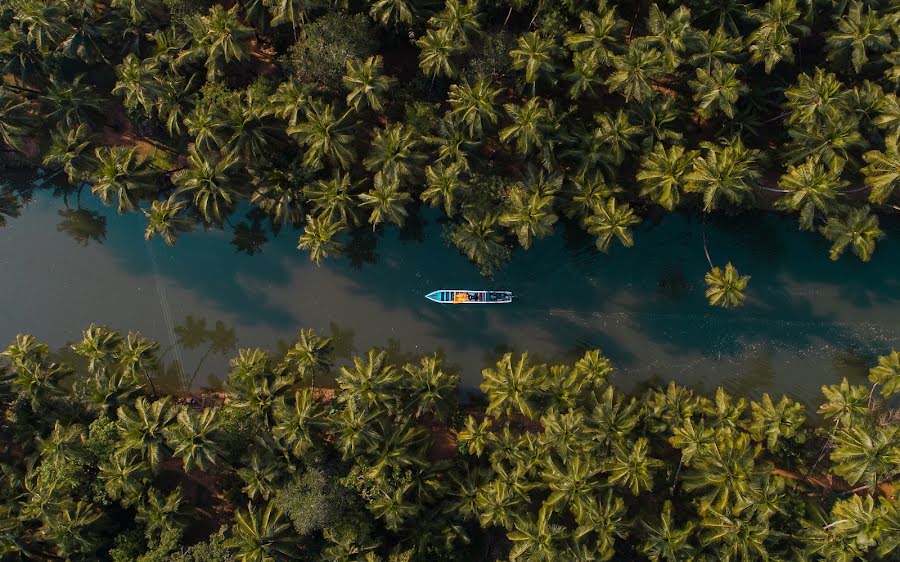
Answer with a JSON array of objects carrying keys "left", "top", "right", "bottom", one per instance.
[{"left": 425, "top": 290, "right": 514, "bottom": 304}]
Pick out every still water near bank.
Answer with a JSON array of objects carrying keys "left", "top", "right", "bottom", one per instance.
[{"left": 1, "top": 187, "right": 898, "bottom": 402}]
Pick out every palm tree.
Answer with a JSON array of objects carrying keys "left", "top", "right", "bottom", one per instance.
[
  {"left": 43, "top": 123, "right": 96, "bottom": 184},
  {"left": 288, "top": 100, "right": 356, "bottom": 171},
  {"left": 447, "top": 213, "right": 509, "bottom": 275},
  {"left": 456, "top": 415, "right": 492, "bottom": 457},
  {"left": 224, "top": 90, "right": 281, "bottom": 163},
  {"left": 499, "top": 186, "right": 557, "bottom": 249},
  {"left": 430, "top": 114, "right": 480, "bottom": 169},
  {"left": 116, "top": 396, "right": 176, "bottom": 470},
  {"left": 363, "top": 123, "right": 423, "bottom": 182},
  {"left": 606, "top": 437, "right": 661, "bottom": 495},
  {"left": 0, "top": 89, "right": 34, "bottom": 152},
  {"left": 681, "top": 432, "right": 763, "bottom": 515},
  {"left": 91, "top": 146, "right": 158, "bottom": 214},
  {"left": 172, "top": 145, "right": 240, "bottom": 225},
  {"left": 236, "top": 451, "right": 282, "bottom": 501},
  {"left": 448, "top": 79, "right": 500, "bottom": 138},
  {"left": 748, "top": 0, "right": 809, "bottom": 73},
  {"left": 113, "top": 54, "right": 159, "bottom": 114},
  {"left": 500, "top": 97, "right": 554, "bottom": 158},
  {"left": 685, "top": 136, "right": 762, "bottom": 212},
  {"left": 818, "top": 378, "right": 870, "bottom": 428},
  {"left": 417, "top": 28, "right": 459, "bottom": 80},
  {"left": 403, "top": 355, "right": 459, "bottom": 421},
  {"left": 481, "top": 352, "right": 543, "bottom": 419},
  {"left": 368, "top": 0, "right": 417, "bottom": 28},
  {"left": 571, "top": 489, "right": 627, "bottom": 557},
  {"left": 143, "top": 197, "right": 189, "bottom": 246},
  {"left": 40, "top": 500, "right": 103, "bottom": 559},
  {"left": 861, "top": 133, "right": 900, "bottom": 204},
  {"left": 358, "top": 172, "right": 412, "bottom": 228},
  {"left": 272, "top": 389, "right": 324, "bottom": 458},
  {"left": 699, "top": 509, "right": 770, "bottom": 561},
  {"left": 166, "top": 407, "right": 223, "bottom": 471},
  {"left": 98, "top": 451, "right": 150, "bottom": 507},
  {"left": 250, "top": 168, "right": 305, "bottom": 228},
  {"left": 637, "top": 143, "right": 696, "bottom": 210},
  {"left": 429, "top": 0, "right": 481, "bottom": 46},
  {"left": 825, "top": 1, "right": 892, "bottom": 74},
  {"left": 820, "top": 206, "right": 883, "bottom": 262},
  {"left": 689, "top": 27, "right": 741, "bottom": 72},
  {"left": 565, "top": 50, "right": 603, "bottom": 100},
  {"left": 584, "top": 198, "right": 640, "bottom": 252},
  {"left": 688, "top": 63, "right": 747, "bottom": 120},
  {"left": 830, "top": 425, "right": 898, "bottom": 490},
  {"left": 43, "top": 74, "right": 103, "bottom": 128},
  {"left": 297, "top": 213, "right": 346, "bottom": 265},
  {"left": 343, "top": 55, "right": 395, "bottom": 113},
  {"left": 507, "top": 506, "right": 568, "bottom": 562},
  {"left": 589, "top": 109, "right": 640, "bottom": 169},
  {"left": 785, "top": 108, "right": 864, "bottom": 169},
  {"left": 638, "top": 4, "right": 694, "bottom": 68},
  {"left": 639, "top": 500, "right": 695, "bottom": 561},
  {"left": 269, "top": 79, "right": 312, "bottom": 127},
  {"left": 541, "top": 453, "right": 598, "bottom": 514},
  {"left": 180, "top": 5, "right": 253, "bottom": 81},
  {"left": 267, "top": 0, "right": 312, "bottom": 31},
  {"left": 868, "top": 350, "right": 900, "bottom": 399},
  {"left": 225, "top": 501, "right": 299, "bottom": 561},
  {"left": 705, "top": 263, "right": 750, "bottom": 308},
  {"left": 564, "top": 3, "right": 626, "bottom": 67},
  {"left": 565, "top": 173, "right": 618, "bottom": 218},
  {"left": 606, "top": 43, "right": 665, "bottom": 103},
  {"left": 136, "top": 487, "right": 188, "bottom": 539},
  {"left": 422, "top": 163, "right": 464, "bottom": 217},
  {"left": 747, "top": 393, "right": 807, "bottom": 452},
  {"left": 775, "top": 157, "right": 847, "bottom": 231},
  {"left": 370, "top": 483, "right": 419, "bottom": 531},
  {"left": 509, "top": 32, "right": 559, "bottom": 93},
  {"left": 280, "top": 328, "right": 332, "bottom": 382},
  {"left": 336, "top": 349, "right": 401, "bottom": 414}
]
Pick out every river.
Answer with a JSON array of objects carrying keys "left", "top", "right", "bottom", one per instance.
[{"left": 1, "top": 179, "right": 898, "bottom": 402}]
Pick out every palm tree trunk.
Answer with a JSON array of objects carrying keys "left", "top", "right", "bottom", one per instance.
[
  {"left": 702, "top": 229, "right": 714, "bottom": 269},
  {"left": 670, "top": 455, "right": 683, "bottom": 495},
  {"left": 141, "top": 366, "right": 159, "bottom": 396}
]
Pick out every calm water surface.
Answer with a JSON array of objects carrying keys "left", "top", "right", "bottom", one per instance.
[{"left": 1, "top": 185, "right": 898, "bottom": 402}]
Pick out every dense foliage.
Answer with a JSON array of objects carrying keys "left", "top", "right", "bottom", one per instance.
[
  {"left": 1, "top": 0, "right": 899, "bottom": 302},
  {"left": 0, "top": 326, "right": 898, "bottom": 560}
]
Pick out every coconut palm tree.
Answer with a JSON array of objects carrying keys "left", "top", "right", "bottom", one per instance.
[
  {"left": 0, "top": 89, "right": 34, "bottom": 153},
  {"left": 685, "top": 136, "right": 762, "bottom": 212},
  {"left": 584, "top": 198, "right": 640, "bottom": 252},
  {"left": 136, "top": 487, "right": 188, "bottom": 539},
  {"left": 681, "top": 432, "right": 763, "bottom": 515},
  {"left": 637, "top": 143, "right": 696, "bottom": 210},
  {"left": 481, "top": 352, "right": 543, "bottom": 419},
  {"left": 272, "top": 389, "right": 325, "bottom": 458},
  {"left": 861, "top": 133, "right": 900, "bottom": 204},
  {"left": 748, "top": 0, "right": 809, "bottom": 73},
  {"left": 225, "top": 501, "right": 299, "bottom": 561},
  {"left": 430, "top": 114, "right": 480, "bottom": 169},
  {"left": 269, "top": 79, "right": 312, "bottom": 127},
  {"left": 639, "top": 500, "right": 696, "bottom": 561},
  {"left": 564, "top": 2, "right": 626, "bottom": 67},
  {"left": 116, "top": 396, "right": 176, "bottom": 470},
  {"left": 304, "top": 173, "right": 360, "bottom": 227},
  {"left": 500, "top": 97, "right": 554, "bottom": 158},
  {"left": 43, "top": 123, "right": 96, "bottom": 184},
  {"left": 429, "top": 0, "right": 481, "bottom": 46},
  {"left": 403, "top": 355, "right": 459, "bottom": 421},
  {"left": 358, "top": 172, "right": 413, "bottom": 228},
  {"left": 343, "top": 55, "right": 395, "bottom": 113},
  {"left": 40, "top": 499, "right": 103, "bottom": 559},
  {"left": 689, "top": 26, "right": 741, "bottom": 72},
  {"left": 775, "top": 157, "right": 847, "bottom": 231},
  {"left": 507, "top": 506, "right": 568, "bottom": 562},
  {"left": 571, "top": 489, "right": 627, "bottom": 558},
  {"left": 868, "top": 350, "right": 900, "bottom": 399},
  {"left": 370, "top": 483, "right": 419, "bottom": 531},
  {"left": 172, "top": 145, "right": 240, "bottom": 225},
  {"left": 499, "top": 185, "right": 557, "bottom": 249},
  {"left": 747, "top": 393, "right": 807, "bottom": 452},
  {"left": 91, "top": 146, "right": 158, "bottom": 214},
  {"left": 509, "top": 32, "right": 559, "bottom": 93},
  {"left": 606, "top": 43, "right": 665, "bottom": 103},
  {"left": 820, "top": 206, "right": 883, "bottom": 262},
  {"left": 112, "top": 54, "right": 159, "bottom": 114},
  {"left": 267, "top": 0, "right": 313, "bottom": 31},
  {"left": 280, "top": 328, "right": 332, "bottom": 382},
  {"left": 785, "top": 108, "right": 864, "bottom": 169},
  {"left": 688, "top": 63, "right": 747, "bottom": 119},
  {"left": 143, "top": 197, "right": 189, "bottom": 246},
  {"left": 448, "top": 79, "right": 500, "bottom": 138},
  {"left": 565, "top": 50, "right": 603, "bottom": 100},
  {"left": 825, "top": 1, "right": 892, "bottom": 74},
  {"left": 336, "top": 349, "right": 401, "bottom": 415},
  {"left": 447, "top": 213, "right": 509, "bottom": 275},
  {"left": 422, "top": 163, "right": 464, "bottom": 217},
  {"left": 237, "top": 451, "right": 282, "bottom": 501},
  {"left": 98, "top": 451, "right": 150, "bottom": 507},
  {"left": 705, "top": 262, "right": 750, "bottom": 308},
  {"left": 180, "top": 5, "right": 253, "bottom": 81},
  {"left": 830, "top": 425, "right": 898, "bottom": 490},
  {"left": 606, "top": 437, "right": 661, "bottom": 495},
  {"left": 224, "top": 90, "right": 281, "bottom": 163},
  {"left": 165, "top": 407, "right": 223, "bottom": 471},
  {"left": 250, "top": 168, "right": 305, "bottom": 228},
  {"left": 417, "top": 27, "right": 459, "bottom": 79},
  {"left": 369, "top": 0, "right": 417, "bottom": 28},
  {"left": 637, "top": 4, "right": 694, "bottom": 68},
  {"left": 699, "top": 509, "right": 770, "bottom": 561},
  {"left": 297, "top": 213, "right": 346, "bottom": 265},
  {"left": 42, "top": 74, "right": 103, "bottom": 129},
  {"left": 363, "top": 123, "right": 423, "bottom": 182},
  {"left": 565, "top": 173, "right": 618, "bottom": 218}
]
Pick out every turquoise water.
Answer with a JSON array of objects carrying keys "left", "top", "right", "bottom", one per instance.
[{"left": 1, "top": 186, "right": 897, "bottom": 402}]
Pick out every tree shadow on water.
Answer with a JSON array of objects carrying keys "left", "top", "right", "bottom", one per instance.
[{"left": 57, "top": 208, "right": 107, "bottom": 246}]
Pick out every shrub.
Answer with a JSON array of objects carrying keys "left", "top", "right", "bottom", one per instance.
[{"left": 286, "top": 13, "right": 378, "bottom": 92}]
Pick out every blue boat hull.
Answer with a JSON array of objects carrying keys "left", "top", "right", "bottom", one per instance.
[{"left": 425, "top": 290, "right": 513, "bottom": 304}]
